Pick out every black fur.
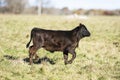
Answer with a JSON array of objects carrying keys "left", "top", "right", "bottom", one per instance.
[{"left": 26, "top": 23, "right": 90, "bottom": 65}]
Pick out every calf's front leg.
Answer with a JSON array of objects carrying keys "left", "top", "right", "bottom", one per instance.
[
  {"left": 68, "top": 50, "right": 76, "bottom": 64},
  {"left": 63, "top": 50, "right": 68, "bottom": 65}
]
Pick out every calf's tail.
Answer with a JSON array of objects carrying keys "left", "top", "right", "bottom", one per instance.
[{"left": 26, "top": 29, "right": 34, "bottom": 48}]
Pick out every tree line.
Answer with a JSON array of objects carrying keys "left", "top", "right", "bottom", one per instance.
[{"left": 0, "top": 0, "right": 120, "bottom": 15}]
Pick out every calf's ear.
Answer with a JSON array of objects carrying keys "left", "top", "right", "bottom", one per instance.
[{"left": 79, "top": 23, "right": 82, "bottom": 26}]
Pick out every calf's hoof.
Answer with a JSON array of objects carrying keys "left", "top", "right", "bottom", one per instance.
[{"left": 64, "top": 61, "right": 68, "bottom": 65}]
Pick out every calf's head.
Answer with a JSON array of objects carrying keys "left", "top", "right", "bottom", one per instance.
[
  {"left": 74, "top": 23, "right": 91, "bottom": 39},
  {"left": 79, "top": 23, "right": 91, "bottom": 37}
]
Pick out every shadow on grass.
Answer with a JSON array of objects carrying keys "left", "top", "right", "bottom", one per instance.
[
  {"left": 3, "top": 55, "right": 55, "bottom": 65},
  {"left": 23, "top": 56, "right": 55, "bottom": 65},
  {"left": 4, "top": 55, "right": 19, "bottom": 60}
]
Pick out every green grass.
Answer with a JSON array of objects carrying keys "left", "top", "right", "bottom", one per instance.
[{"left": 0, "top": 14, "right": 120, "bottom": 80}]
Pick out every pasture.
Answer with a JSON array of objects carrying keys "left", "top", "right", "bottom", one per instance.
[{"left": 0, "top": 15, "right": 120, "bottom": 80}]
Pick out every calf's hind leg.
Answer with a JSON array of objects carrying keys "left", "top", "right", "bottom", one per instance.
[
  {"left": 29, "top": 45, "right": 40, "bottom": 65},
  {"left": 35, "top": 53, "right": 39, "bottom": 61}
]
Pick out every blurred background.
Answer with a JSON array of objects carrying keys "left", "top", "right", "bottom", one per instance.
[
  {"left": 0, "top": 1, "right": 120, "bottom": 80},
  {"left": 0, "top": 0, "right": 120, "bottom": 15}
]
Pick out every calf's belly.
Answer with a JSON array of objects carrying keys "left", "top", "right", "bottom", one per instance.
[{"left": 42, "top": 45, "right": 65, "bottom": 52}]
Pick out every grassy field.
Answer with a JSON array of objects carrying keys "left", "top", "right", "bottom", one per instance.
[{"left": 0, "top": 15, "right": 120, "bottom": 80}]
